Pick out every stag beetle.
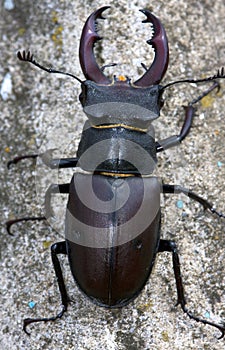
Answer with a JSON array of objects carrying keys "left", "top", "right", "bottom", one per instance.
[{"left": 7, "top": 7, "right": 225, "bottom": 337}]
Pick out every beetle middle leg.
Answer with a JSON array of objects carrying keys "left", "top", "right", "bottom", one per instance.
[
  {"left": 6, "top": 183, "right": 70, "bottom": 234},
  {"left": 44, "top": 183, "right": 70, "bottom": 218},
  {"left": 6, "top": 149, "right": 77, "bottom": 233},
  {"left": 23, "top": 241, "right": 69, "bottom": 335},
  {"left": 163, "top": 184, "right": 225, "bottom": 219},
  {"left": 158, "top": 239, "right": 225, "bottom": 338}
]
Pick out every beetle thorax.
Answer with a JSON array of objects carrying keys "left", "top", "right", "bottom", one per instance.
[{"left": 79, "top": 81, "right": 162, "bottom": 130}]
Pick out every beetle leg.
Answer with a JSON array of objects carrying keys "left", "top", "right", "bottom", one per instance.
[
  {"left": 156, "top": 105, "right": 196, "bottom": 152},
  {"left": 6, "top": 183, "right": 70, "bottom": 232},
  {"left": 7, "top": 149, "right": 78, "bottom": 169},
  {"left": 156, "top": 81, "right": 219, "bottom": 152},
  {"left": 158, "top": 240, "right": 185, "bottom": 305},
  {"left": 7, "top": 149, "right": 58, "bottom": 168},
  {"left": 188, "top": 81, "right": 220, "bottom": 105},
  {"left": 6, "top": 216, "right": 46, "bottom": 235},
  {"left": 6, "top": 184, "right": 70, "bottom": 235},
  {"left": 23, "top": 241, "right": 69, "bottom": 335},
  {"left": 40, "top": 150, "right": 78, "bottom": 169},
  {"left": 45, "top": 183, "right": 70, "bottom": 218},
  {"left": 163, "top": 184, "right": 225, "bottom": 219},
  {"left": 6, "top": 149, "right": 76, "bottom": 233},
  {"left": 6, "top": 183, "right": 70, "bottom": 234},
  {"left": 159, "top": 239, "right": 225, "bottom": 339},
  {"left": 7, "top": 154, "right": 38, "bottom": 169}
]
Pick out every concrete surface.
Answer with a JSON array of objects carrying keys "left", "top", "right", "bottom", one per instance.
[{"left": 0, "top": 0, "right": 225, "bottom": 349}]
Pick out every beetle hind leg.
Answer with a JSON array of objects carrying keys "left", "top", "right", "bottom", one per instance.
[
  {"left": 23, "top": 305, "right": 67, "bottom": 336},
  {"left": 23, "top": 241, "right": 70, "bottom": 335},
  {"left": 159, "top": 239, "right": 225, "bottom": 338}
]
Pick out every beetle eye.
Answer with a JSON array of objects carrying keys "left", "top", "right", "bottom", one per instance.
[
  {"left": 79, "top": 84, "right": 87, "bottom": 106},
  {"left": 160, "top": 98, "right": 164, "bottom": 108},
  {"left": 158, "top": 90, "right": 164, "bottom": 109}
]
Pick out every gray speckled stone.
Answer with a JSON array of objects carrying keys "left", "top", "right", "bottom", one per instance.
[{"left": 1, "top": 1, "right": 225, "bottom": 349}]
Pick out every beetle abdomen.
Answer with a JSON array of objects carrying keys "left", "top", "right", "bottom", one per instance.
[{"left": 65, "top": 173, "right": 161, "bottom": 307}]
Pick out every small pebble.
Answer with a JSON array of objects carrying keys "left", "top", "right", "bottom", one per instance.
[
  {"left": 28, "top": 300, "right": 36, "bottom": 309},
  {"left": 5, "top": 147, "right": 10, "bottom": 153},
  {"left": 0, "top": 73, "right": 12, "bottom": 100},
  {"left": 176, "top": 200, "right": 183, "bottom": 209},
  {"left": 43, "top": 240, "right": 52, "bottom": 249},
  {"left": 217, "top": 161, "right": 223, "bottom": 167},
  {"left": 204, "top": 311, "right": 210, "bottom": 319},
  {"left": 4, "top": 0, "right": 14, "bottom": 11}
]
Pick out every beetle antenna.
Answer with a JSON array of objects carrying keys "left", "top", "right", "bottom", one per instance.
[
  {"left": 162, "top": 67, "right": 225, "bottom": 90},
  {"left": 17, "top": 50, "right": 83, "bottom": 83}
]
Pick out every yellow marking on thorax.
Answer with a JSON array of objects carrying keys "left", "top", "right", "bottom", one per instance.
[
  {"left": 98, "top": 171, "right": 136, "bottom": 178},
  {"left": 92, "top": 123, "right": 148, "bottom": 133}
]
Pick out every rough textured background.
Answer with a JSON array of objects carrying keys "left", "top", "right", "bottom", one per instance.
[{"left": 0, "top": 0, "right": 225, "bottom": 349}]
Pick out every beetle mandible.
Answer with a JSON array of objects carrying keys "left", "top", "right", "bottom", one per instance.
[{"left": 7, "top": 6, "right": 225, "bottom": 337}]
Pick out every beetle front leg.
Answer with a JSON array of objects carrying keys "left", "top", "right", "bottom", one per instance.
[
  {"left": 159, "top": 239, "right": 225, "bottom": 338},
  {"left": 156, "top": 81, "right": 219, "bottom": 152},
  {"left": 40, "top": 150, "right": 78, "bottom": 169},
  {"left": 23, "top": 241, "right": 69, "bottom": 335},
  {"left": 156, "top": 105, "right": 196, "bottom": 151},
  {"left": 7, "top": 148, "right": 78, "bottom": 169}
]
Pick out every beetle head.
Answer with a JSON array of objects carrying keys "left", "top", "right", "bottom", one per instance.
[{"left": 79, "top": 7, "right": 168, "bottom": 128}]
